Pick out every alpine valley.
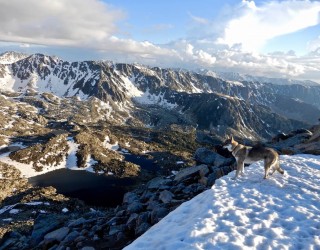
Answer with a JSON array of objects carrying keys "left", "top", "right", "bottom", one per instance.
[
  {"left": 1, "top": 50, "right": 320, "bottom": 182},
  {"left": 1, "top": 51, "right": 320, "bottom": 249}
]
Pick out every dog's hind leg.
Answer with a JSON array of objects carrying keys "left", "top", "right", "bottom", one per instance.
[
  {"left": 232, "top": 160, "right": 244, "bottom": 180},
  {"left": 270, "top": 166, "right": 276, "bottom": 175},
  {"left": 276, "top": 160, "right": 285, "bottom": 175},
  {"left": 263, "top": 159, "right": 272, "bottom": 179},
  {"left": 269, "top": 160, "right": 277, "bottom": 175}
]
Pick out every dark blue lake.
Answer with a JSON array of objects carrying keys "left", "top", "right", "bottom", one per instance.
[{"left": 29, "top": 154, "right": 157, "bottom": 207}]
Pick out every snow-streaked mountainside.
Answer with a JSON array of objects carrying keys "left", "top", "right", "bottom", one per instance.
[
  {"left": 0, "top": 51, "right": 29, "bottom": 64},
  {"left": 125, "top": 154, "right": 320, "bottom": 250},
  {"left": 0, "top": 52, "right": 319, "bottom": 139},
  {"left": 199, "top": 69, "right": 319, "bottom": 87}
]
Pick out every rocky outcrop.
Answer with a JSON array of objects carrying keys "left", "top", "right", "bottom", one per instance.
[
  {"left": 9, "top": 134, "right": 69, "bottom": 172},
  {"left": 2, "top": 124, "right": 320, "bottom": 249},
  {"left": 0, "top": 146, "right": 236, "bottom": 249}
]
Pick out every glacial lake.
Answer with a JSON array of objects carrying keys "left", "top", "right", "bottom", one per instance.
[{"left": 29, "top": 154, "right": 157, "bottom": 207}]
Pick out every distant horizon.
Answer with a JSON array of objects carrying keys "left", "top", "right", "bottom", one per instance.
[
  {"left": 1, "top": 49, "right": 319, "bottom": 85},
  {"left": 1, "top": 1, "right": 320, "bottom": 82}
]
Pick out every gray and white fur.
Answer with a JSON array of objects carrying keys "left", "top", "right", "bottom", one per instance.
[{"left": 222, "top": 136, "right": 284, "bottom": 180}]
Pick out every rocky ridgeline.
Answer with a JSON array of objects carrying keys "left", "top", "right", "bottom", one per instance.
[{"left": 269, "top": 125, "right": 320, "bottom": 155}]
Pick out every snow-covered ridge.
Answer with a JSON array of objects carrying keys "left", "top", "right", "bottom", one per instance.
[
  {"left": 1, "top": 52, "right": 320, "bottom": 128},
  {"left": 0, "top": 51, "right": 29, "bottom": 64},
  {"left": 200, "top": 69, "right": 320, "bottom": 86},
  {"left": 125, "top": 154, "right": 320, "bottom": 250}
]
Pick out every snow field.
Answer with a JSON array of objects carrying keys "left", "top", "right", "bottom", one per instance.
[{"left": 125, "top": 154, "right": 320, "bottom": 250}]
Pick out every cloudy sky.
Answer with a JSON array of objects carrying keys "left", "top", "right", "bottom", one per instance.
[{"left": 0, "top": 0, "right": 320, "bottom": 82}]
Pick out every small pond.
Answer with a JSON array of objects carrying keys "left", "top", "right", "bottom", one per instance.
[{"left": 29, "top": 154, "right": 157, "bottom": 207}]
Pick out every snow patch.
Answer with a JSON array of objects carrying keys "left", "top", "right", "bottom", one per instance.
[
  {"left": 125, "top": 154, "right": 320, "bottom": 250},
  {"left": 104, "top": 136, "right": 120, "bottom": 151}
]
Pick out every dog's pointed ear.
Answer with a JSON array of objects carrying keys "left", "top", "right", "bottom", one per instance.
[{"left": 231, "top": 136, "right": 234, "bottom": 141}]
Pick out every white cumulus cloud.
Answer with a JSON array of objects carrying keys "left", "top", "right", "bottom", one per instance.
[
  {"left": 0, "top": 0, "right": 124, "bottom": 47},
  {"left": 217, "top": 0, "right": 320, "bottom": 51},
  {"left": 1, "top": 0, "right": 320, "bottom": 83}
]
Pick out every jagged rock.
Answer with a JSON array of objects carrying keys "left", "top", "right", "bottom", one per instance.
[
  {"left": 137, "top": 212, "right": 150, "bottom": 227},
  {"left": 0, "top": 232, "right": 21, "bottom": 250},
  {"left": 116, "top": 232, "right": 126, "bottom": 242},
  {"left": 126, "top": 213, "right": 138, "bottom": 230},
  {"left": 127, "top": 202, "right": 143, "bottom": 213},
  {"left": 147, "top": 177, "right": 172, "bottom": 190},
  {"left": 199, "top": 166, "right": 210, "bottom": 177},
  {"left": 123, "top": 192, "right": 139, "bottom": 204},
  {"left": 150, "top": 207, "right": 169, "bottom": 224},
  {"left": 62, "top": 231, "right": 80, "bottom": 244},
  {"left": 296, "top": 142, "right": 320, "bottom": 155},
  {"left": 109, "top": 225, "right": 125, "bottom": 236},
  {"left": 76, "top": 242, "right": 84, "bottom": 248},
  {"left": 81, "top": 247, "right": 95, "bottom": 250},
  {"left": 199, "top": 176, "right": 208, "bottom": 186},
  {"left": 74, "top": 235, "right": 87, "bottom": 243},
  {"left": 272, "top": 132, "right": 290, "bottom": 142},
  {"left": 207, "top": 165, "right": 235, "bottom": 186},
  {"left": 146, "top": 201, "right": 160, "bottom": 211},
  {"left": 68, "top": 217, "right": 86, "bottom": 227},
  {"left": 170, "top": 183, "right": 186, "bottom": 194},
  {"left": 174, "top": 164, "right": 208, "bottom": 182},
  {"left": 135, "top": 222, "right": 151, "bottom": 236},
  {"left": 307, "top": 125, "right": 320, "bottom": 143},
  {"left": 182, "top": 183, "right": 205, "bottom": 195},
  {"left": 116, "top": 210, "right": 126, "bottom": 217},
  {"left": 194, "top": 148, "right": 230, "bottom": 167},
  {"left": 159, "top": 190, "right": 174, "bottom": 204},
  {"left": 291, "top": 128, "right": 313, "bottom": 136},
  {"left": 44, "top": 227, "right": 69, "bottom": 242},
  {"left": 140, "top": 190, "right": 154, "bottom": 202},
  {"left": 80, "top": 229, "right": 89, "bottom": 237},
  {"left": 30, "top": 214, "right": 66, "bottom": 246},
  {"left": 273, "top": 133, "right": 311, "bottom": 149}
]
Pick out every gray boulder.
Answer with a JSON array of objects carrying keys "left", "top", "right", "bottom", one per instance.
[
  {"left": 159, "top": 190, "right": 174, "bottom": 203},
  {"left": 127, "top": 201, "right": 143, "bottom": 213},
  {"left": 62, "top": 231, "right": 80, "bottom": 244},
  {"left": 194, "top": 148, "right": 230, "bottom": 166},
  {"left": 44, "top": 227, "right": 69, "bottom": 242},
  {"left": 147, "top": 177, "right": 172, "bottom": 190},
  {"left": 174, "top": 164, "right": 208, "bottom": 182},
  {"left": 30, "top": 214, "right": 66, "bottom": 246},
  {"left": 135, "top": 222, "right": 151, "bottom": 236},
  {"left": 126, "top": 213, "right": 138, "bottom": 230},
  {"left": 151, "top": 207, "right": 169, "bottom": 224},
  {"left": 68, "top": 217, "right": 87, "bottom": 227},
  {"left": 123, "top": 192, "right": 139, "bottom": 204}
]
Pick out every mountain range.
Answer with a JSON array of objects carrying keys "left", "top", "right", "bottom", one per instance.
[{"left": 0, "top": 51, "right": 319, "bottom": 140}]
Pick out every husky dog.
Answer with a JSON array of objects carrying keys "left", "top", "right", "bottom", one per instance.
[{"left": 222, "top": 136, "right": 284, "bottom": 180}]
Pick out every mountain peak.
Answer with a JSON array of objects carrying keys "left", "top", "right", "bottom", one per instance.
[{"left": 0, "top": 51, "right": 29, "bottom": 64}]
